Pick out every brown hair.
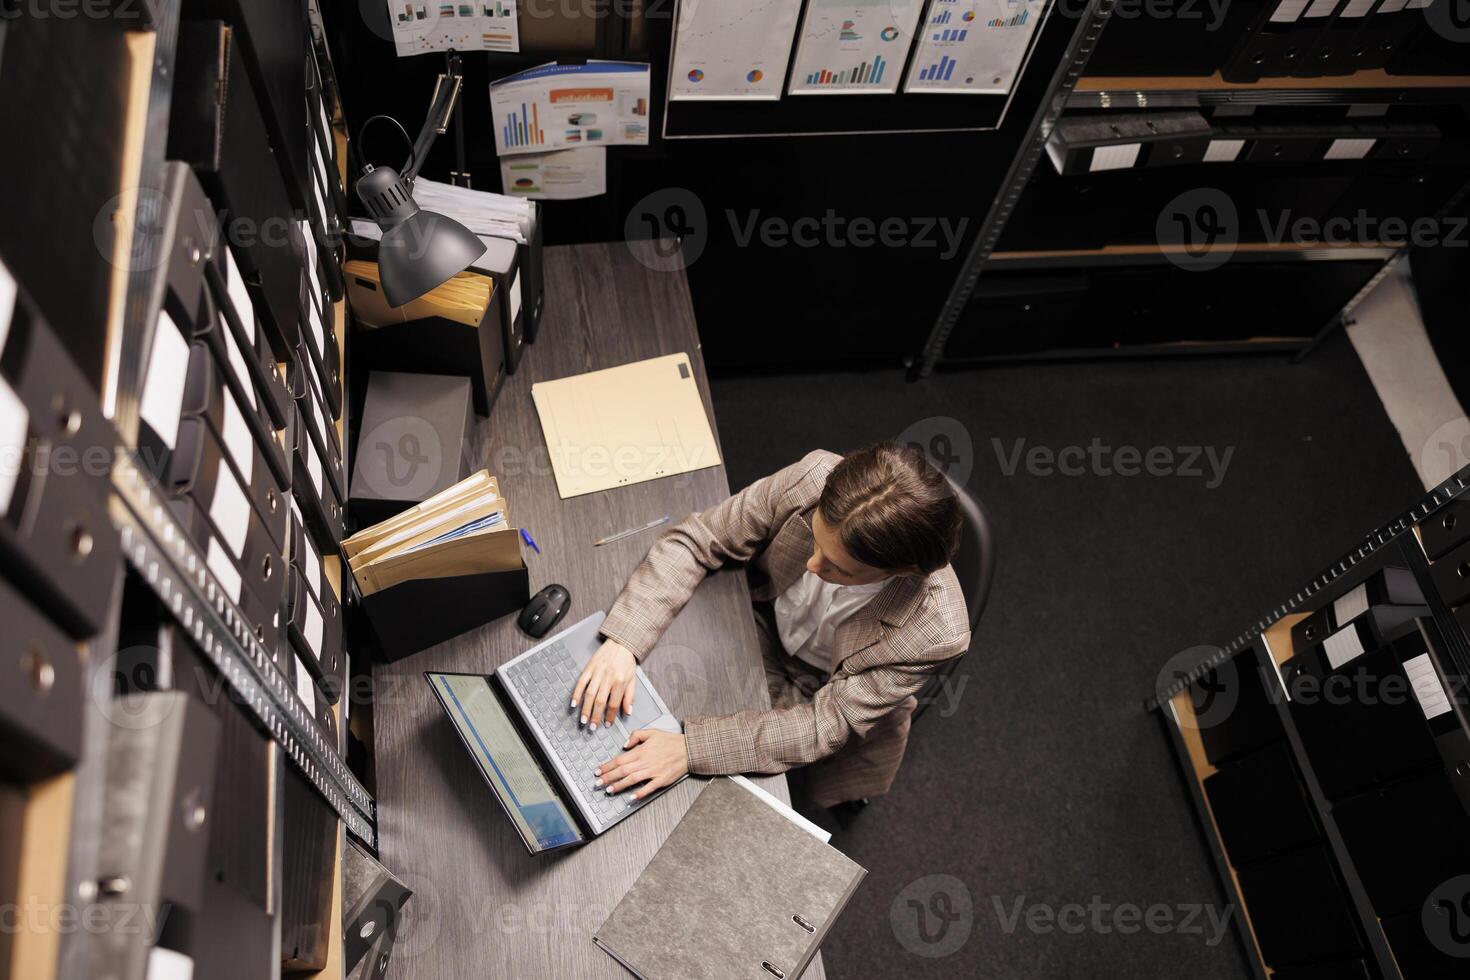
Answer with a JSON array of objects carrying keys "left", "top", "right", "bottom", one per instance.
[{"left": 819, "top": 442, "right": 962, "bottom": 576}]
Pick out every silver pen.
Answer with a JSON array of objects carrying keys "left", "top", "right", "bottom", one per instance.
[{"left": 593, "top": 515, "right": 670, "bottom": 547}]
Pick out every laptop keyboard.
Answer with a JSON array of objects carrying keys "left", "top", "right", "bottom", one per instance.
[{"left": 505, "top": 639, "right": 642, "bottom": 829}]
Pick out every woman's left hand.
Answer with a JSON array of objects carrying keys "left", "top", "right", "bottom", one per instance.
[{"left": 596, "top": 729, "right": 689, "bottom": 801}]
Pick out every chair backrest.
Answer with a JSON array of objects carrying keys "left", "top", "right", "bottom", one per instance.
[{"left": 912, "top": 476, "right": 993, "bottom": 722}]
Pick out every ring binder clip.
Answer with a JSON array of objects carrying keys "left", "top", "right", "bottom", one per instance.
[
  {"left": 761, "top": 963, "right": 785, "bottom": 979},
  {"left": 792, "top": 914, "right": 815, "bottom": 934}
]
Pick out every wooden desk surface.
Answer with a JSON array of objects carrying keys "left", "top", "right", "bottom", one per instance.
[{"left": 371, "top": 241, "right": 826, "bottom": 980}]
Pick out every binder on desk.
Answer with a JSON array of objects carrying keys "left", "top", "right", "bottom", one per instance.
[
  {"left": 593, "top": 777, "right": 866, "bottom": 980},
  {"left": 532, "top": 353, "right": 722, "bottom": 499}
]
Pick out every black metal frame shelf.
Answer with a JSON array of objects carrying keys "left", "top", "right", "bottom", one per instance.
[
  {"left": 1068, "top": 70, "right": 1470, "bottom": 110},
  {"left": 984, "top": 243, "right": 1400, "bottom": 270}
]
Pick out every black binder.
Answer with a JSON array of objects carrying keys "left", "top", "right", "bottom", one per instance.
[
  {"left": 0, "top": 574, "right": 83, "bottom": 782},
  {"left": 297, "top": 259, "right": 344, "bottom": 419},
  {"left": 166, "top": 408, "right": 288, "bottom": 556},
  {"left": 1202, "top": 740, "right": 1321, "bottom": 867},
  {"left": 1235, "top": 842, "right": 1366, "bottom": 966},
  {"left": 1289, "top": 565, "right": 1426, "bottom": 651},
  {"left": 291, "top": 400, "right": 346, "bottom": 551},
  {"left": 180, "top": 339, "right": 292, "bottom": 494},
  {"left": 1430, "top": 535, "right": 1470, "bottom": 607},
  {"left": 287, "top": 564, "right": 345, "bottom": 704},
  {"left": 281, "top": 765, "right": 337, "bottom": 973},
  {"left": 344, "top": 837, "right": 412, "bottom": 980},
  {"left": 1189, "top": 647, "right": 1287, "bottom": 766},
  {"left": 200, "top": 258, "right": 293, "bottom": 432},
  {"left": 361, "top": 565, "right": 530, "bottom": 663},
  {"left": 295, "top": 347, "right": 347, "bottom": 502}
]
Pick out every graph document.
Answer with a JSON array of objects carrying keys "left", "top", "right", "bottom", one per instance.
[
  {"left": 670, "top": 0, "right": 805, "bottom": 101},
  {"left": 386, "top": 1, "right": 521, "bottom": 56},
  {"left": 789, "top": 0, "right": 925, "bottom": 96},
  {"left": 903, "top": 0, "right": 1045, "bottom": 95}
]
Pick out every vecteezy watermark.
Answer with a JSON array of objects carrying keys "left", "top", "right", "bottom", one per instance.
[
  {"left": 993, "top": 895, "right": 1236, "bottom": 946},
  {"left": 1424, "top": 875, "right": 1470, "bottom": 959},
  {"left": 1419, "top": 416, "right": 1470, "bottom": 488},
  {"left": 727, "top": 210, "right": 970, "bottom": 261},
  {"left": 897, "top": 416, "right": 976, "bottom": 490},
  {"left": 1155, "top": 646, "right": 1238, "bottom": 727},
  {"left": 1156, "top": 187, "right": 1241, "bottom": 271},
  {"left": 0, "top": 0, "right": 149, "bottom": 20},
  {"left": 625, "top": 187, "right": 708, "bottom": 271},
  {"left": 355, "top": 414, "right": 460, "bottom": 503},
  {"left": 1054, "top": 0, "right": 1233, "bottom": 29},
  {"left": 990, "top": 438, "right": 1235, "bottom": 488},
  {"left": 891, "top": 875, "right": 974, "bottom": 958},
  {"left": 1256, "top": 210, "right": 1470, "bottom": 249},
  {"left": 0, "top": 900, "right": 171, "bottom": 938},
  {"left": 1424, "top": 0, "right": 1470, "bottom": 44}
]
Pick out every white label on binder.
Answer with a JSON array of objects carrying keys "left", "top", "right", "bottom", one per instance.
[
  {"left": 305, "top": 598, "right": 324, "bottom": 660},
  {"left": 221, "top": 391, "right": 254, "bottom": 485},
  {"left": 1378, "top": 0, "right": 1410, "bottom": 11},
  {"left": 303, "top": 534, "right": 324, "bottom": 599},
  {"left": 307, "top": 295, "right": 326, "bottom": 357},
  {"left": 307, "top": 444, "right": 323, "bottom": 495},
  {"left": 1332, "top": 583, "right": 1370, "bottom": 628},
  {"left": 1342, "top": 0, "right": 1375, "bottom": 15},
  {"left": 206, "top": 538, "right": 243, "bottom": 604},
  {"left": 1405, "top": 652, "right": 1452, "bottom": 719},
  {"left": 1324, "top": 138, "right": 1376, "bottom": 161},
  {"left": 224, "top": 247, "right": 257, "bottom": 329},
  {"left": 1305, "top": 0, "right": 1340, "bottom": 17},
  {"left": 140, "top": 311, "right": 190, "bottom": 451},
  {"left": 317, "top": 95, "right": 333, "bottom": 150},
  {"left": 0, "top": 256, "right": 16, "bottom": 355},
  {"left": 294, "top": 653, "right": 315, "bottom": 707},
  {"left": 209, "top": 461, "right": 251, "bottom": 559},
  {"left": 0, "top": 376, "right": 27, "bottom": 517},
  {"left": 221, "top": 311, "right": 258, "bottom": 412},
  {"left": 1204, "top": 139, "right": 1246, "bottom": 163},
  {"left": 1406, "top": 0, "right": 1431, "bottom": 8},
  {"left": 146, "top": 946, "right": 194, "bottom": 980},
  {"left": 1089, "top": 143, "right": 1140, "bottom": 172},
  {"left": 312, "top": 173, "right": 331, "bottom": 236},
  {"left": 510, "top": 271, "right": 523, "bottom": 322},
  {"left": 1323, "top": 624, "right": 1366, "bottom": 670},
  {"left": 1271, "top": 0, "right": 1310, "bottom": 21}
]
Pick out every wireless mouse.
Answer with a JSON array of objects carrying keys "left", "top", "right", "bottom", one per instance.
[{"left": 519, "top": 583, "right": 571, "bottom": 639}]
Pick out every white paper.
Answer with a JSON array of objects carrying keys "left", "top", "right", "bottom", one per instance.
[
  {"left": 1304, "top": 0, "right": 1340, "bottom": 16},
  {"left": 206, "top": 538, "right": 243, "bottom": 604},
  {"left": 499, "top": 146, "right": 607, "bottom": 200},
  {"left": 388, "top": 0, "right": 520, "bottom": 56},
  {"left": 509, "top": 271, "right": 523, "bottom": 322},
  {"left": 1325, "top": 138, "right": 1376, "bottom": 161},
  {"left": 491, "top": 62, "right": 650, "bottom": 156},
  {"left": 354, "top": 178, "right": 535, "bottom": 246},
  {"left": 294, "top": 653, "right": 316, "bottom": 707},
  {"left": 305, "top": 598, "right": 324, "bottom": 659},
  {"left": 1203, "top": 139, "right": 1246, "bottom": 163},
  {"left": 1090, "top": 143, "right": 1141, "bottom": 172},
  {"left": 790, "top": 0, "right": 924, "bottom": 95},
  {"left": 220, "top": 393, "right": 254, "bottom": 486},
  {"left": 1404, "top": 653, "right": 1452, "bottom": 720},
  {"left": 140, "top": 312, "right": 190, "bottom": 451},
  {"left": 145, "top": 947, "right": 194, "bottom": 980},
  {"left": 0, "top": 376, "right": 27, "bottom": 517},
  {"left": 729, "top": 776, "right": 831, "bottom": 843},
  {"left": 0, "top": 256, "right": 16, "bottom": 356},
  {"left": 1270, "top": 0, "right": 1310, "bottom": 22},
  {"left": 1342, "top": 0, "right": 1375, "bottom": 15},
  {"left": 670, "top": 0, "right": 804, "bottom": 101},
  {"left": 1378, "top": 0, "right": 1410, "bottom": 10},
  {"left": 209, "top": 461, "right": 251, "bottom": 559},
  {"left": 223, "top": 248, "right": 257, "bottom": 331},
  {"left": 1332, "top": 583, "right": 1370, "bottom": 628},
  {"left": 1323, "top": 624, "right": 1366, "bottom": 670},
  {"left": 904, "top": 0, "right": 1046, "bottom": 95}
]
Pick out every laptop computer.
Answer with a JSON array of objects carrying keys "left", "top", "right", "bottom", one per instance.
[{"left": 425, "top": 611, "right": 684, "bottom": 854}]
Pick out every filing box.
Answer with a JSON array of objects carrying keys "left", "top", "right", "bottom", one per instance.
[
  {"left": 471, "top": 235, "right": 527, "bottom": 375},
  {"left": 344, "top": 837, "right": 413, "bottom": 980},
  {"left": 1382, "top": 907, "right": 1468, "bottom": 978},
  {"left": 1190, "top": 646, "right": 1286, "bottom": 767},
  {"left": 287, "top": 564, "right": 345, "bottom": 704},
  {"left": 180, "top": 339, "right": 292, "bottom": 495},
  {"left": 1429, "top": 536, "right": 1470, "bottom": 609},
  {"left": 361, "top": 563, "right": 530, "bottom": 663},
  {"left": 281, "top": 765, "right": 337, "bottom": 972},
  {"left": 1290, "top": 603, "right": 1427, "bottom": 682},
  {"left": 1203, "top": 740, "right": 1321, "bottom": 868},
  {"left": 1046, "top": 112, "right": 1213, "bottom": 175},
  {"left": 349, "top": 372, "right": 475, "bottom": 526},
  {"left": 167, "top": 412, "right": 288, "bottom": 556},
  {"left": 0, "top": 574, "right": 84, "bottom": 783},
  {"left": 169, "top": 492, "right": 286, "bottom": 658},
  {"left": 288, "top": 647, "right": 339, "bottom": 750},
  {"left": 1421, "top": 501, "right": 1470, "bottom": 562},
  {"left": 204, "top": 249, "right": 294, "bottom": 431},
  {"left": 296, "top": 342, "right": 348, "bottom": 502},
  {"left": 1235, "top": 842, "right": 1366, "bottom": 967},
  {"left": 1290, "top": 566, "right": 1425, "bottom": 651},
  {"left": 292, "top": 399, "right": 347, "bottom": 551},
  {"left": 171, "top": 20, "right": 303, "bottom": 358},
  {"left": 298, "top": 254, "right": 344, "bottom": 418}
]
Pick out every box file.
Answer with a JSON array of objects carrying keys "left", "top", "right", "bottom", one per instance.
[
  {"left": 295, "top": 349, "right": 348, "bottom": 502},
  {"left": 298, "top": 259, "right": 344, "bottom": 418},
  {"left": 171, "top": 20, "right": 303, "bottom": 358},
  {"left": 169, "top": 491, "right": 286, "bottom": 659},
  {"left": 0, "top": 573, "right": 83, "bottom": 783},
  {"left": 1290, "top": 565, "right": 1426, "bottom": 651},
  {"left": 146, "top": 163, "right": 219, "bottom": 346},
  {"left": 1047, "top": 112, "right": 1213, "bottom": 175},
  {"left": 291, "top": 401, "right": 347, "bottom": 551},
  {"left": 180, "top": 338, "right": 292, "bottom": 494},
  {"left": 349, "top": 372, "right": 475, "bottom": 527},
  {"left": 167, "top": 410, "right": 288, "bottom": 557},
  {"left": 1202, "top": 740, "right": 1321, "bottom": 868},
  {"left": 1430, "top": 535, "right": 1470, "bottom": 608},
  {"left": 1336, "top": 767, "right": 1470, "bottom": 917},
  {"left": 96, "top": 692, "right": 221, "bottom": 980},
  {"left": 1235, "top": 842, "right": 1366, "bottom": 966},
  {"left": 281, "top": 764, "right": 337, "bottom": 972},
  {"left": 344, "top": 837, "right": 412, "bottom": 980},
  {"left": 1381, "top": 906, "right": 1468, "bottom": 977},
  {"left": 200, "top": 256, "right": 293, "bottom": 432},
  {"left": 289, "top": 510, "right": 334, "bottom": 609},
  {"left": 471, "top": 235, "right": 527, "bottom": 374},
  {"left": 290, "top": 645, "right": 340, "bottom": 749},
  {"left": 350, "top": 297, "right": 508, "bottom": 420},
  {"left": 1190, "top": 647, "right": 1287, "bottom": 767},
  {"left": 287, "top": 564, "right": 345, "bottom": 704}
]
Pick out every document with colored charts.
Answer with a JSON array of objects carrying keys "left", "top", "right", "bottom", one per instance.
[
  {"left": 490, "top": 62, "right": 651, "bottom": 157},
  {"left": 788, "top": 0, "right": 925, "bottom": 96},
  {"left": 499, "top": 147, "right": 607, "bottom": 201},
  {"left": 669, "top": 0, "right": 805, "bottom": 101},
  {"left": 903, "top": 0, "right": 1046, "bottom": 95},
  {"left": 386, "top": 1, "right": 521, "bottom": 56}
]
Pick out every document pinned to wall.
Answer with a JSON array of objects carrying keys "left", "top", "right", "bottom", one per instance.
[
  {"left": 386, "top": 1, "right": 521, "bottom": 56},
  {"left": 903, "top": 0, "right": 1046, "bottom": 95},
  {"left": 669, "top": 0, "right": 805, "bottom": 101},
  {"left": 490, "top": 62, "right": 650, "bottom": 157},
  {"left": 788, "top": 0, "right": 925, "bottom": 96},
  {"left": 499, "top": 146, "right": 607, "bottom": 200}
]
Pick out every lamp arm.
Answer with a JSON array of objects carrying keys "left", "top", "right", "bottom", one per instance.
[{"left": 404, "top": 52, "right": 464, "bottom": 183}]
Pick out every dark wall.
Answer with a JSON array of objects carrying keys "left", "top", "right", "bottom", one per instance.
[{"left": 324, "top": 2, "right": 1080, "bottom": 373}]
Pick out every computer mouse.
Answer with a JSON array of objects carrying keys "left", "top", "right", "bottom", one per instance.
[{"left": 518, "top": 584, "right": 571, "bottom": 639}]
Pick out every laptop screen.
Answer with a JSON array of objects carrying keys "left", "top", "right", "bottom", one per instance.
[{"left": 427, "top": 672, "right": 586, "bottom": 852}]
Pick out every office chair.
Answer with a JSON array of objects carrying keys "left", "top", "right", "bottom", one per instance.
[{"left": 912, "top": 475, "right": 995, "bottom": 723}]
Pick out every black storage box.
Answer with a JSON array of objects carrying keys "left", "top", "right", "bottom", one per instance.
[
  {"left": 361, "top": 566, "right": 529, "bottom": 663},
  {"left": 1235, "top": 842, "right": 1366, "bottom": 967},
  {"left": 1190, "top": 646, "right": 1286, "bottom": 767},
  {"left": 1203, "top": 739, "right": 1321, "bottom": 868},
  {"left": 349, "top": 372, "right": 475, "bottom": 527}
]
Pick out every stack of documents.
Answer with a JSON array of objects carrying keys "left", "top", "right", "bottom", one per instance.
[
  {"left": 344, "top": 260, "right": 492, "bottom": 328},
  {"left": 350, "top": 177, "right": 533, "bottom": 247},
  {"left": 343, "top": 470, "right": 521, "bottom": 596}
]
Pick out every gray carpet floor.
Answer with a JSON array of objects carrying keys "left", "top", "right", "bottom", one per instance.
[{"left": 705, "top": 332, "right": 1422, "bottom": 980}]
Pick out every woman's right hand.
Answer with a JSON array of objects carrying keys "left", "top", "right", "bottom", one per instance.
[{"left": 571, "top": 638, "right": 637, "bottom": 729}]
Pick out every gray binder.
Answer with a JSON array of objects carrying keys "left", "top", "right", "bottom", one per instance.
[{"left": 593, "top": 778, "right": 865, "bottom": 980}]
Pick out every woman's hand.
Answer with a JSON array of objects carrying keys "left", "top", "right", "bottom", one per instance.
[
  {"left": 596, "top": 730, "right": 688, "bottom": 801},
  {"left": 571, "top": 638, "right": 637, "bottom": 729}
]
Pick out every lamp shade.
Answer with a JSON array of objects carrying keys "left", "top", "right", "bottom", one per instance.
[{"left": 357, "top": 164, "right": 486, "bottom": 308}]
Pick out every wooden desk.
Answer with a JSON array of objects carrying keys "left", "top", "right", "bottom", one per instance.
[{"left": 371, "top": 241, "right": 826, "bottom": 980}]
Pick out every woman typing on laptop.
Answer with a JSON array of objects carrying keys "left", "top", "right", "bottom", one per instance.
[{"left": 575, "top": 443, "right": 972, "bottom": 810}]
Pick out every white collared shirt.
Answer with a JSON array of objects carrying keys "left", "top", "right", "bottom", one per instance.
[{"left": 774, "top": 570, "right": 888, "bottom": 673}]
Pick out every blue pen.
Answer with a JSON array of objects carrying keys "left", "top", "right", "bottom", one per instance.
[{"left": 520, "top": 528, "right": 541, "bottom": 554}]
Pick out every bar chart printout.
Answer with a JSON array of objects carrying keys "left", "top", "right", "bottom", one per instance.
[
  {"left": 386, "top": 0, "right": 521, "bottom": 55},
  {"left": 490, "top": 62, "right": 652, "bottom": 156},
  {"left": 789, "top": 0, "right": 925, "bottom": 95},
  {"left": 670, "top": 0, "right": 805, "bottom": 100},
  {"left": 903, "top": 0, "right": 1046, "bottom": 95}
]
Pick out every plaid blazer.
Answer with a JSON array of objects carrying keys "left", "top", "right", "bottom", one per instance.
[{"left": 601, "top": 450, "right": 971, "bottom": 777}]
